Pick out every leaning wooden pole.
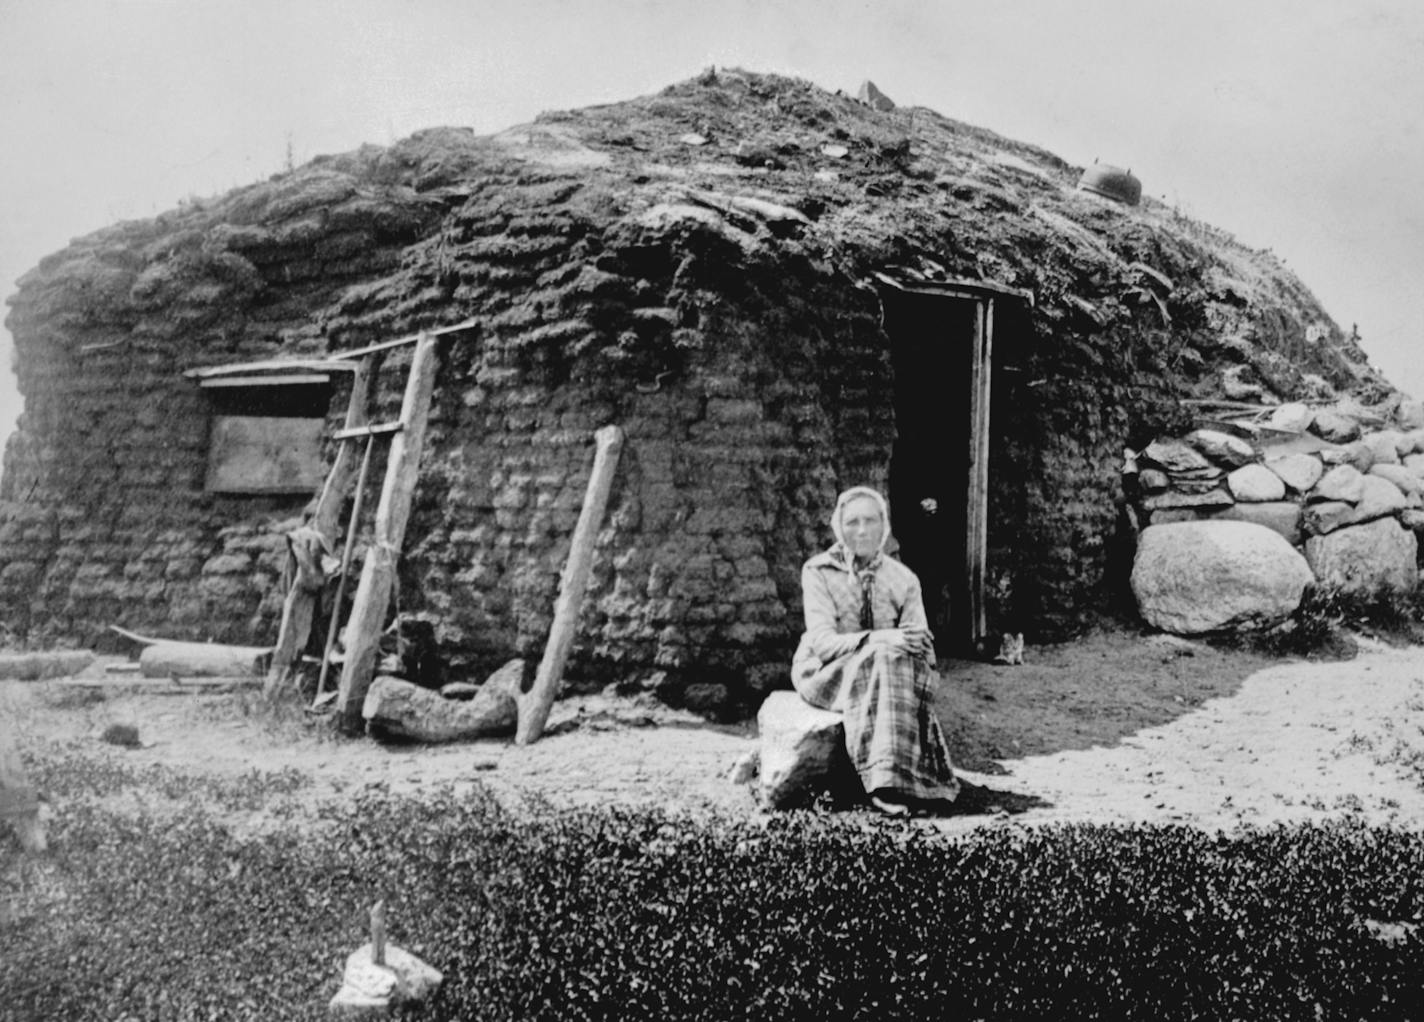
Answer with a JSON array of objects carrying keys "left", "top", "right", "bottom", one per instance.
[
  {"left": 334, "top": 334, "right": 439, "bottom": 734},
  {"left": 263, "top": 360, "right": 373, "bottom": 702},
  {"left": 0, "top": 722, "right": 46, "bottom": 853},
  {"left": 515, "top": 424, "right": 625, "bottom": 745}
]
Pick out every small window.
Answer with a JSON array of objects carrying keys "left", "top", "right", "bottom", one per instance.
[{"left": 198, "top": 373, "right": 334, "bottom": 495}]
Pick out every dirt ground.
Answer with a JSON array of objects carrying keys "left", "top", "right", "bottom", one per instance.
[{"left": 6, "top": 628, "right": 1424, "bottom": 836}]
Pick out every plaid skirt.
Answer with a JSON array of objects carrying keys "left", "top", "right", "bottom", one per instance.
[{"left": 792, "top": 644, "right": 959, "bottom": 802}]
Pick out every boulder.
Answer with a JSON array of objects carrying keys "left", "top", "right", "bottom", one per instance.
[
  {"left": 1350, "top": 475, "right": 1407, "bottom": 524},
  {"left": 727, "top": 749, "right": 760, "bottom": 784},
  {"left": 857, "top": 79, "right": 896, "bottom": 111},
  {"left": 1268, "top": 402, "right": 1314, "bottom": 433},
  {"left": 1222, "top": 366, "right": 1265, "bottom": 401},
  {"left": 1370, "top": 463, "right": 1422, "bottom": 498},
  {"left": 362, "top": 661, "right": 522, "bottom": 741},
  {"left": 329, "top": 942, "right": 442, "bottom": 1017},
  {"left": 1364, "top": 431, "right": 1403, "bottom": 466},
  {"left": 1403, "top": 428, "right": 1424, "bottom": 456},
  {"left": 1342, "top": 440, "right": 1376, "bottom": 473},
  {"left": 1406, "top": 452, "right": 1424, "bottom": 476},
  {"left": 1312, "top": 463, "right": 1365, "bottom": 504},
  {"left": 1141, "top": 439, "right": 1212, "bottom": 474},
  {"left": 1131, "top": 521, "right": 1313, "bottom": 635},
  {"left": 1305, "top": 518, "right": 1418, "bottom": 594},
  {"left": 1302, "top": 500, "right": 1356, "bottom": 537},
  {"left": 1312, "top": 408, "right": 1361, "bottom": 443},
  {"left": 1226, "top": 464, "right": 1285, "bottom": 502},
  {"left": 1138, "top": 468, "right": 1170, "bottom": 492},
  {"left": 1187, "top": 428, "right": 1256, "bottom": 467},
  {"left": 1140, "top": 488, "right": 1233, "bottom": 512},
  {"left": 1265, "top": 453, "right": 1324, "bottom": 493},
  {"left": 1166, "top": 465, "right": 1223, "bottom": 482},
  {"left": 1208, "top": 502, "right": 1302, "bottom": 544},
  {"left": 1400, "top": 508, "right": 1424, "bottom": 533},
  {"left": 757, "top": 691, "right": 851, "bottom": 809},
  {"left": 1146, "top": 508, "right": 1202, "bottom": 526},
  {"left": 1397, "top": 399, "right": 1424, "bottom": 431},
  {"left": 1170, "top": 476, "right": 1227, "bottom": 494}
]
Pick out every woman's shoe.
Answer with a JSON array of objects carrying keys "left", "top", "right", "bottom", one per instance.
[{"left": 870, "top": 794, "right": 912, "bottom": 817}]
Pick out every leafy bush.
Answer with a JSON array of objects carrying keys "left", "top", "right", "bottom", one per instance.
[
  {"left": 4, "top": 758, "right": 1424, "bottom": 1021},
  {"left": 1235, "top": 582, "right": 1424, "bottom": 660}
]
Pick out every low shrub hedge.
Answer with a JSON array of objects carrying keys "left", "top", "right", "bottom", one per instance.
[{"left": 4, "top": 759, "right": 1423, "bottom": 1020}]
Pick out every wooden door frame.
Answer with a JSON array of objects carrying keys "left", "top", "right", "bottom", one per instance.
[{"left": 874, "top": 272, "right": 1032, "bottom": 648}]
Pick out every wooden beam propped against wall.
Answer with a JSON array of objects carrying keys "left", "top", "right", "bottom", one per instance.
[
  {"left": 515, "top": 425, "right": 625, "bottom": 745},
  {"left": 334, "top": 332, "right": 441, "bottom": 734}
]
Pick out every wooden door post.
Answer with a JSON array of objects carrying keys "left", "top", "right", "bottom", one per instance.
[
  {"left": 334, "top": 333, "right": 440, "bottom": 733},
  {"left": 965, "top": 299, "right": 993, "bottom": 644},
  {"left": 516, "top": 425, "right": 625, "bottom": 745}
]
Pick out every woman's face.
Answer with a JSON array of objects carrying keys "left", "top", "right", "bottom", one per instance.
[{"left": 840, "top": 496, "right": 885, "bottom": 561}]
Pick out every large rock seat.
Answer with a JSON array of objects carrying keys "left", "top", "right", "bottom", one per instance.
[{"left": 756, "top": 691, "right": 857, "bottom": 809}]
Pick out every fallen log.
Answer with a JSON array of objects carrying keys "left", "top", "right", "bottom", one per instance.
[
  {"left": 362, "top": 660, "right": 523, "bottom": 743},
  {"left": 139, "top": 641, "right": 270, "bottom": 679},
  {"left": 0, "top": 650, "right": 96, "bottom": 681}
]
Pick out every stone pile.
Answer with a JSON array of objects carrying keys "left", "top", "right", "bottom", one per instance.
[{"left": 1127, "top": 399, "right": 1424, "bottom": 633}]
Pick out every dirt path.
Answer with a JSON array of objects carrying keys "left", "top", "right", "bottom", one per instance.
[
  {"left": 6, "top": 636, "right": 1424, "bottom": 834},
  {"left": 945, "top": 640, "right": 1424, "bottom": 833}
]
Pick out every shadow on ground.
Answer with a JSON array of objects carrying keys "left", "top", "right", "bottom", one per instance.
[
  {"left": 936, "top": 628, "right": 1276, "bottom": 775},
  {"left": 949, "top": 777, "right": 1053, "bottom": 816}
]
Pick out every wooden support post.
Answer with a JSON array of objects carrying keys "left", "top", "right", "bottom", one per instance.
[
  {"left": 334, "top": 333, "right": 440, "bottom": 733},
  {"left": 515, "top": 425, "right": 625, "bottom": 745},
  {"left": 263, "top": 360, "right": 373, "bottom": 703}
]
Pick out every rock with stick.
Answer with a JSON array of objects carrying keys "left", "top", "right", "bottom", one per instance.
[{"left": 328, "top": 900, "right": 442, "bottom": 1017}]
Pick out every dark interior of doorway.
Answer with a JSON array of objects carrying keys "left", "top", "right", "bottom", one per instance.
[{"left": 884, "top": 289, "right": 980, "bottom": 653}]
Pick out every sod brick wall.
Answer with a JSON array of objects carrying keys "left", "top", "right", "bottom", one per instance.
[{"left": 0, "top": 74, "right": 1384, "bottom": 712}]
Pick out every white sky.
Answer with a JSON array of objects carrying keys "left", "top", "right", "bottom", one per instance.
[{"left": 3, "top": 0, "right": 1423, "bottom": 454}]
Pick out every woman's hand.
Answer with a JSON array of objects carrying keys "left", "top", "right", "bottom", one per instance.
[{"left": 867, "top": 627, "right": 933, "bottom": 659}]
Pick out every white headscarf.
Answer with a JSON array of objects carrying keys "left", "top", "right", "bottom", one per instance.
[{"left": 830, "top": 486, "right": 891, "bottom": 557}]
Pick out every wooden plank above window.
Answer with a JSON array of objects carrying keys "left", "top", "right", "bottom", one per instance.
[
  {"left": 185, "top": 359, "right": 360, "bottom": 380},
  {"left": 198, "top": 374, "right": 333, "bottom": 389}
]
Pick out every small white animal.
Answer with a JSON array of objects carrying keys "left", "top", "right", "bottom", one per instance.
[{"left": 993, "top": 632, "right": 1025, "bottom": 666}]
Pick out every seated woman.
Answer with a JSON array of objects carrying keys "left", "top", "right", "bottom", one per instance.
[{"left": 791, "top": 486, "right": 960, "bottom": 816}]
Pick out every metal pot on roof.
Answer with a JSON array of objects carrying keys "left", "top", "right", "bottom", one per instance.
[{"left": 1077, "top": 161, "right": 1141, "bottom": 206}]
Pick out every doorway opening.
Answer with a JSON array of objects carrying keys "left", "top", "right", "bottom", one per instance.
[{"left": 876, "top": 272, "right": 1031, "bottom": 653}]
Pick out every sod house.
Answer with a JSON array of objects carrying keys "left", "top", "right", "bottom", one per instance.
[{"left": 0, "top": 71, "right": 1391, "bottom": 715}]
